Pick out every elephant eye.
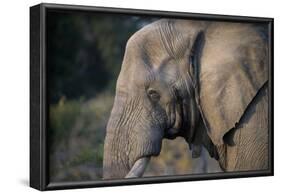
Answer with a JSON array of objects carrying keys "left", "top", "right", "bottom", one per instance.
[{"left": 147, "top": 89, "right": 160, "bottom": 101}]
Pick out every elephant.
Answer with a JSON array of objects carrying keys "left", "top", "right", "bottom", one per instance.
[{"left": 103, "top": 19, "right": 269, "bottom": 179}]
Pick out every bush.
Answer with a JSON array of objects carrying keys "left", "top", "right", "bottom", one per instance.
[{"left": 48, "top": 92, "right": 114, "bottom": 181}]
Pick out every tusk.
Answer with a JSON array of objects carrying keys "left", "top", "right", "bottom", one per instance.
[{"left": 125, "top": 157, "right": 150, "bottom": 178}]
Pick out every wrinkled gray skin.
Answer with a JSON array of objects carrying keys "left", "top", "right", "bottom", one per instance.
[{"left": 103, "top": 19, "right": 268, "bottom": 179}]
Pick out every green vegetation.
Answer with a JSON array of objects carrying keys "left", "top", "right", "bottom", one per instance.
[{"left": 49, "top": 92, "right": 114, "bottom": 181}]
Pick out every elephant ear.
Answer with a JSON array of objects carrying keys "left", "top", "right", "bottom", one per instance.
[{"left": 195, "top": 23, "right": 268, "bottom": 146}]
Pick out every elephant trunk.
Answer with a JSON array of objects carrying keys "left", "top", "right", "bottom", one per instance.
[
  {"left": 103, "top": 96, "right": 149, "bottom": 179},
  {"left": 103, "top": 93, "right": 163, "bottom": 179},
  {"left": 103, "top": 110, "right": 130, "bottom": 179},
  {"left": 103, "top": 125, "right": 151, "bottom": 179},
  {"left": 103, "top": 116, "right": 153, "bottom": 179}
]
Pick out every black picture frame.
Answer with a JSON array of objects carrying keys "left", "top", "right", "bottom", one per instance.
[{"left": 30, "top": 3, "right": 274, "bottom": 191}]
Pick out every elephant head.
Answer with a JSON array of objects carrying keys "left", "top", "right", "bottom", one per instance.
[{"left": 103, "top": 19, "right": 268, "bottom": 179}]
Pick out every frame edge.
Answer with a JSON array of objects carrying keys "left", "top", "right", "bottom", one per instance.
[
  {"left": 30, "top": 3, "right": 47, "bottom": 191},
  {"left": 41, "top": 2, "right": 273, "bottom": 22}
]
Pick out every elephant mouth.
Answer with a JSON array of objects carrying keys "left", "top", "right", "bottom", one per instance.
[{"left": 125, "top": 157, "right": 151, "bottom": 178}]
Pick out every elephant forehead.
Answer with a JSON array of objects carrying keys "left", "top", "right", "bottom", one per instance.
[
  {"left": 119, "top": 19, "right": 207, "bottom": 89},
  {"left": 125, "top": 37, "right": 168, "bottom": 71},
  {"left": 125, "top": 19, "right": 194, "bottom": 69},
  {"left": 127, "top": 55, "right": 183, "bottom": 89}
]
